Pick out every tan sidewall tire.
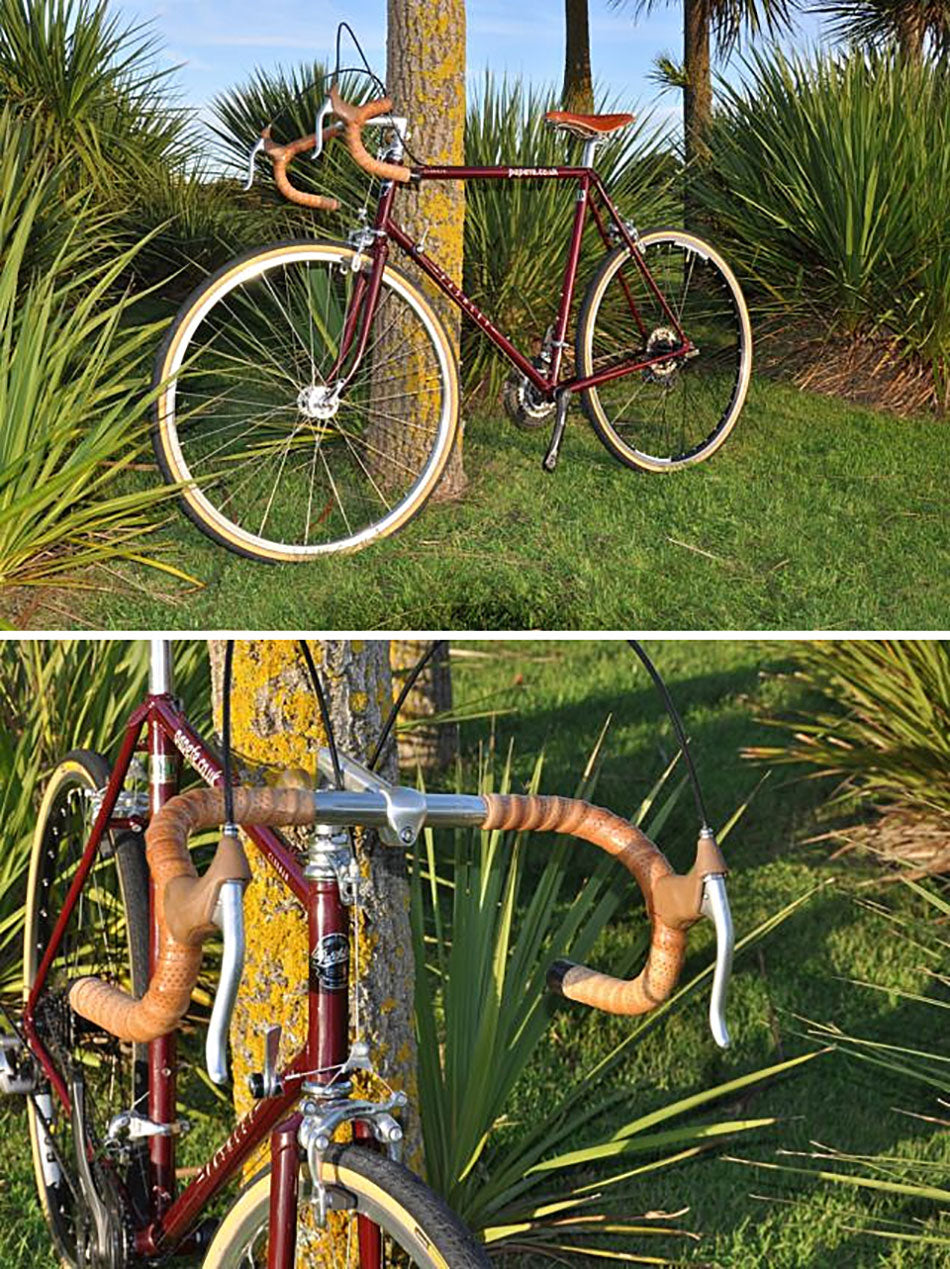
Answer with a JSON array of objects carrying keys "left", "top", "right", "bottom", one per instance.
[
  {"left": 153, "top": 240, "right": 461, "bottom": 561},
  {"left": 578, "top": 229, "right": 753, "bottom": 471},
  {"left": 24, "top": 757, "right": 103, "bottom": 1269},
  {"left": 202, "top": 1147, "right": 489, "bottom": 1269},
  {"left": 24, "top": 754, "right": 149, "bottom": 1269}
]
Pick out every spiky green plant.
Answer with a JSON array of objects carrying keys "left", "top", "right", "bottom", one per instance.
[
  {"left": 117, "top": 166, "right": 266, "bottom": 297},
  {"left": 463, "top": 75, "right": 677, "bottom": 398},
  {"left": 0, "top": 640, "right": 210, "bottom": 1002},
  {"left": 412, "top": 727, "right": 820, "bottom": 1260},
  {"left": 0, "top": 125, "right": 193, "bottom": 595},
  {"left": 744, "top": 641, "right": 950, "bottom": 825},
  {"left": 0, "top": 0, "right": 188, "bottom": 193},
  {"left": 698, "top": 48, "right": 950, "bottom": 409}
]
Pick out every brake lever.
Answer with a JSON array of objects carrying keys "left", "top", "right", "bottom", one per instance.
[
  {"left": 312, "top": 95, "right": 334, "bottom": 159},
  {"left": 242, "top": 136, "right": 266, "bottom": 192},
  {"left": 700, "top": 873, "right": 733, "bottom": 1049},
  {"left": 206, "top": 880, "right": 246, "bottom": 1084}
]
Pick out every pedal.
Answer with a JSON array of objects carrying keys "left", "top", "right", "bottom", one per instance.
[
  {"left": 0, "top": 1033, "right": 36, "bottom": 1095},
  {"left": 541, "top": 391, "right": 571, "bottom": 473}
]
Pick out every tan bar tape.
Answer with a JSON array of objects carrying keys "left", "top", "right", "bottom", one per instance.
[
  {"left": 329, "top": 86, "right": 412, "bottom": 184},
  {"left": 482, "top": 794, "right": 702, "bottom": 1016},
  {"left": 69, "top": 786, "right": 316, "bottom": 1044},
  {"left": 262, "top": 124, "right": 343, "bottom": 211}
]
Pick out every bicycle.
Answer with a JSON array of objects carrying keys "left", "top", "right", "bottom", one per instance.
[
  {"left": 1, "top": 639, "right": 735, "bottom": 1267},
  {"left": 152, "top": 27, "right": 753, "bottom": 562}
]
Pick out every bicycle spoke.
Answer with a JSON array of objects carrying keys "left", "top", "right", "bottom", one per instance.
[
  {"left": 584, "top": 235, "right": 747, "bottom": 465},
  {"left": 160, "top": 246, "right": 455, "bottom": 554}
]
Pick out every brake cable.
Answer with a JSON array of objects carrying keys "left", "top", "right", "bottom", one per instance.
[
  {"left": 627, "top": 639, "right": 711, "bottom": 832},
  {"left": 369, "top": 641, "right": 448, "bottom": 772},
  {"left": 261, "top": 21, "right": 427, "bottom": 168},
  {"left": 222, "top": 640, "right": 236, "bottom": 831}
]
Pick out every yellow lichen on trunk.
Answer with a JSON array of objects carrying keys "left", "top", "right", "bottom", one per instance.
[
  {"left": 207, "top": 639, "right": 420, "bottom": 1260},
  {"left": 378, "top": 0, "right": 467, "bottom": 498}
]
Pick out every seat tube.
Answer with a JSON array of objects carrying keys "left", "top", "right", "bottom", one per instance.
[
  {"left": 550, "top": 172, "right": 590, "bottom": 382},
  {"left": 147, "top": 641, "right": 180, "bottom": 1217}
]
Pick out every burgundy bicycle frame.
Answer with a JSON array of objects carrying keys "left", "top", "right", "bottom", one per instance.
[
  {"left": 22, "top": 691, "right": 363, "bottom": 1269},
  {"left": 330, "top": 161, "right": 691, "bottom": 396}
]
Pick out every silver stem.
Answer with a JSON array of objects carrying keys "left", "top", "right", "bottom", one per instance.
[{"left": 311, "top": 790, "right": 486, "bottom": 835}]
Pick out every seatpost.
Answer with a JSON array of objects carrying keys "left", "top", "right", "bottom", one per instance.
[
  {"left": 149, "top": 638, "right": 174, "bottom": 696},
  {"left": 582, "top": 138, "right": 598, "bottom": 170}
]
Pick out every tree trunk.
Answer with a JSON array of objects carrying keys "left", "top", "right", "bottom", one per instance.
[
  {"left": 895, "top": 9, "right": 925, "bottom": 62},
  {"left": 562, "top": 0, "right": 595, "bottom": 114},
  {"left": 390, "top": 640, "right": 455, "bottom": 773},
  {"left": 376, "top": 0, "right": 467, "bottom": 500},
  {"left": 683, "top": 0, "right": 712, "bottom": 226},
  {"left": 207, "top": 640, "right": 421, "bottom": 1242}
]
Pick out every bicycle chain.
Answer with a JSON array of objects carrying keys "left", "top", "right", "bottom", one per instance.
[{"left": 34, "top": 989, "right": 134, "bottom": 1269}]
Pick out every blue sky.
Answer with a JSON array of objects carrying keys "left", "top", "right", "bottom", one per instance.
[{"left": 113, "top": 0, "right": 828, "bottom": 134}]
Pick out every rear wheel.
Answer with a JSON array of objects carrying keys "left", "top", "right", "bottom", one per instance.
[
  {"left": 203, "top": 1144, "right": 491, "bottom": 1268},
  {"left": 24, "top": 751, "right": 150, "bottom": 1267},
  {"left": 577, "top": 229, "right": 752, "bottom": 470}
]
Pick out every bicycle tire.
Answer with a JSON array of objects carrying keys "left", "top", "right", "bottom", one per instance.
[
  {"left": 24, "top": 750, "right": 150, "bottom": 1268},
  {"left": 202, "top": 1143, "right": 491, "bottom": 1268},
  {"left": 577, "top": 229, "right": 753, "bottom": 471},
  {"left": 152, "top": 239, "right": 461, "bottom": 561}
]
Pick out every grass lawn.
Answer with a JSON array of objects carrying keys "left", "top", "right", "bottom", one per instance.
[
  {"left": 25, "top": 377, "right": 950, "bottom": 632},
  {"left": 1, "top": 640, "right": 947, "bottom": 1266}
]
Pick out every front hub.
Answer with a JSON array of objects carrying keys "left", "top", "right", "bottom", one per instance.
[{"left": 297, "top": 384, "right": 341, "bottom": 422}]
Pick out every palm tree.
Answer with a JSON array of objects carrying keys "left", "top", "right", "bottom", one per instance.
[
  {"left": 812, "top": 0, "right": 950, "bottom": 62},
  {"left": 208, "top": 638, "right": 420, "bottom": 1209},
  {"left": 563, "top": 0, "right": 595, "bottom": 112},
  {"left": 612, "top": 0, "right": 797, "bottom": 173}
]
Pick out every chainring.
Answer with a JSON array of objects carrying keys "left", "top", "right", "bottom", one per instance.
[{"left": 502, "top": 358, "right": 557, "bottom": 430}]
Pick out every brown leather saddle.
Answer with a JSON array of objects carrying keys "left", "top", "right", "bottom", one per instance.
[{"left": 544, "top": 110, "right": 635, "bottom": 139}]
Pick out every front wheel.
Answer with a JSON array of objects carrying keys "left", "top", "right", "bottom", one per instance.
[
  {"left": 577, "top": 229, "right": 753, "bottom": 471},
  {"left": 153, "top": 240, "right": 461, "bottom": 561},
  {"left": 203, "top": 1145, "right": 490, "bottom": 1268}
]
